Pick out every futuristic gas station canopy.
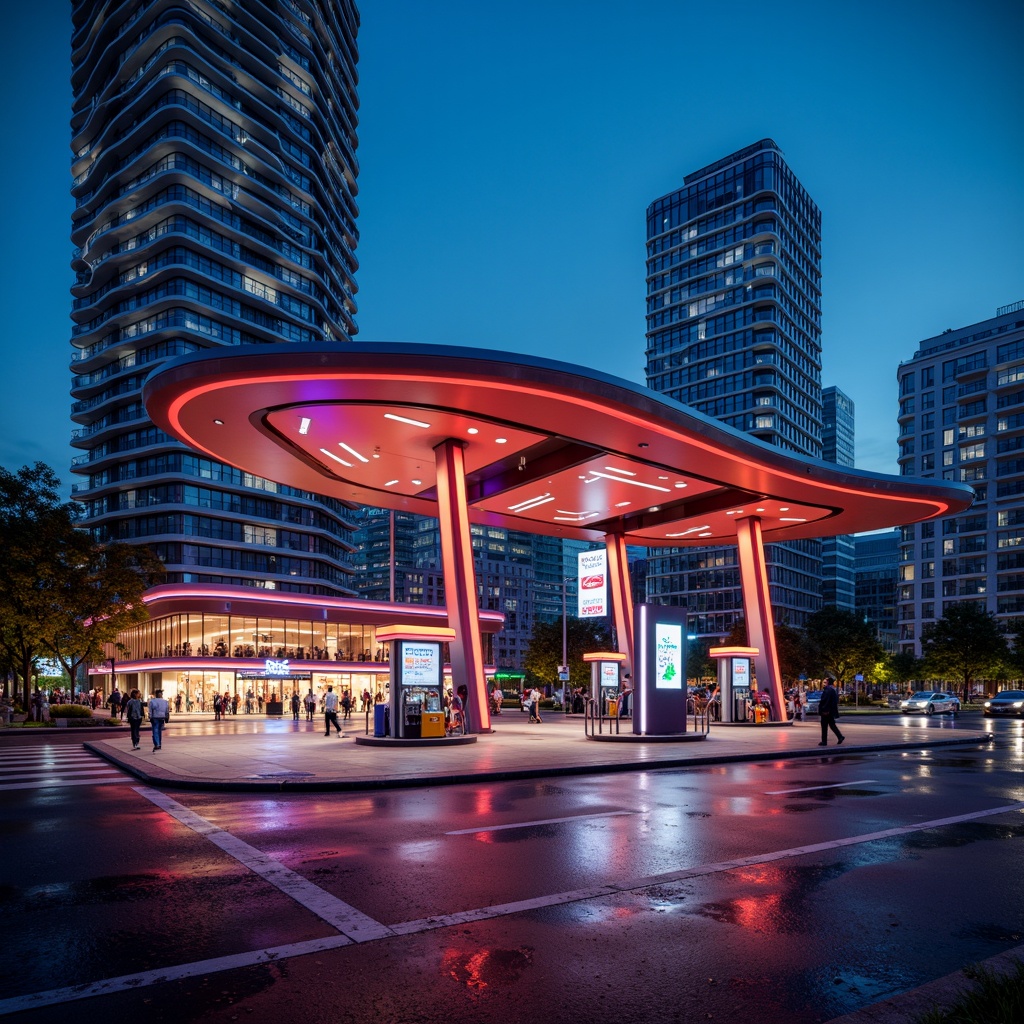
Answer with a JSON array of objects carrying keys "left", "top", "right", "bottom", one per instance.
[{"left": 144, "top": 342, "right": 974, "bottom": 729}]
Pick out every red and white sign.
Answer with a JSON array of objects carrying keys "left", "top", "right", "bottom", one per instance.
[{"left": 577, "top": 549, "right": 608, "bottom": 618}]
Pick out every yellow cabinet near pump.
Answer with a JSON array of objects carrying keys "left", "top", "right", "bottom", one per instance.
[{"left": 421, "top": 712, "right": 446, "bottom": 738}]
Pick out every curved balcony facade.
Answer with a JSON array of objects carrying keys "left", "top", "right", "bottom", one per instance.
[{"left": 69, "top": 0, "right": 361, "bottom": 596}]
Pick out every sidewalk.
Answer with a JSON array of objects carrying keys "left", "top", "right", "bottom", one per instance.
[{"left": 82, "top": 713, "right": 994, "bottom": 791}]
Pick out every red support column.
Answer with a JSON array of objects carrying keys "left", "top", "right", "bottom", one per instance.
[
  {"left": 605, "top": 531, "right": 634, "bottom": 670},
  {"left": 433, "top": 439, "right": 491, "bottom": 732},
  {"left": 735, "top": 516, "right": 786, "bottom": 721}
]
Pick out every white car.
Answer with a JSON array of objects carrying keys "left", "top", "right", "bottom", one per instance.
[{"left": 899, "top": 691, "right": 961, "bottom": 716}]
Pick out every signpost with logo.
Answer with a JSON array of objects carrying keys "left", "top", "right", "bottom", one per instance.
[{"left": 577, "top": 549, "right": 607, "bottom": 619}]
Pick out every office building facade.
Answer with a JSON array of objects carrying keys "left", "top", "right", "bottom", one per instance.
[
  {"left": 821, "top": 386, "right": 856, "bottom": 610},
  {"left": 69, "top": 0, "right": 361, "bottom": 596},
  {"left": 644, "top": 139, "right": 823, "bottom": 636},
  {"left": 896, "top": 304, "right": 1024, "bottom": 654},
  {"left": 855, "top": 529, "right": 899, "bottom": 652}
]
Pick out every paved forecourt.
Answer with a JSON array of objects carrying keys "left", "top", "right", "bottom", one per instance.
[{"left": 81, "top": 713, "right": 994, "bottom": 791}]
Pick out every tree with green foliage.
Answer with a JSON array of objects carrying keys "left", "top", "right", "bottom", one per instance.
[
  {"left": 0, "top": 463, "right": 162, "bottom": 709},
  {"left": 803, "top": 605, "right": 885, "bottom": 689},
  {"left": 0, "top": 465, "right": 81, "bottom": 710},
  {"left": 722, "top": 617, "right": 806, "bottom": 682},
  {"left": 46, "top": 539, "right": 163, "bottom": 693},
  {"left": 920, "top": 603, "right": 1008, "bottom": 699},
  {"left": 523, "top": 617, "right": 612, "bottom": 693},
  {"left": 883, "top": 649, "right": 924, "bottom": 691}
]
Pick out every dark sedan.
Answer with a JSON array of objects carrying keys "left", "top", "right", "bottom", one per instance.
[{"left": 982, "top": 690, "right": 1024, "bottom": 717}]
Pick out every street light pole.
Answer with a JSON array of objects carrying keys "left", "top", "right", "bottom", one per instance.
[{"left": 561, "top": 575, "right": 573, "bottom": 714}]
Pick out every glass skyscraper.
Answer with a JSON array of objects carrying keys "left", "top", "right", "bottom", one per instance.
[
  {"left": 644, "top": 139, "right": 823, "bottom": 636},
  {"left": 69, "top": 0, "right": 361, "bottom": 595},
  {"left": 822, "top": 386, "right": 856, "bottom": 610}
]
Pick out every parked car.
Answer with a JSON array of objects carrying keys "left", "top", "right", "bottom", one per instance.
[
  {"left": 982, "top": 690, "right": 1024, "bottom": 718},
  {"left": 899, "top": 691, "right": 961, "bottom": 715}
]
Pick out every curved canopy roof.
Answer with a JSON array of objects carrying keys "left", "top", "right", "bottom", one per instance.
[{"left": 143, "top": 342, "right": 973, "bottom": 546}]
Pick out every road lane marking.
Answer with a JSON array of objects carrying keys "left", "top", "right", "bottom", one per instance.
[
  {"left": 0, "top": 769, "right": 124, "bottom": 782},
  {"left": 136, "top": 787, "right": 393, "bottom": 942},
  {"left": 0, "top": 935, "right": 354, "bottom": 1016},
  {"left": 446, "top": 810, "right": 634, "bottom": 834},
  {"left": 0, "top": 777, "right": 128, "bottom": 791},
  {"left": 396, "top": 800, "right": 1024, "bottom": 934},
  {"left": 765, "top": 779, "right": 878, "bottom": 795},
  {"left": 5, "top": 797, "right": 1022, "bottom": 1013}
]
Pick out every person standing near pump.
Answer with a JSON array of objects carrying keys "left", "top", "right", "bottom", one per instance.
[
  {"left": 323, "top": 685, "right": 342, "bottom": 737},
  {"left": 148, "top": 689, "right": 170, "bottom": 751},
  {"left": 818, "top": 679, "right": 845, "bottom": 747}
]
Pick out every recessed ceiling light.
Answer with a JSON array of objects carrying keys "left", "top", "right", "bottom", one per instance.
[
  {"left": 698, "top": 531, "right": 712, "bottom": 537},
  {"left": 588, "top": 471, "right": 670, "bottom": 492},
  {"left": 495, "top": 437, "right": 508, "bottom": 444},
  {"left": 756, "top": 507, "right": 766, "bottom": 512},
  {"left": 603, "top": 466, "right": 637, "bottom": 477},
  {"left": 780, "top": 517, "right": 807, "bottom": 522},
  {"left": 411, "top": 478, "right": 422, "bottom": 486},
  {"left": 384, "top": 480, "right": 399, "bottom": 487},
  {"left": 467, "top": 427, "right": 479, "bottom": 435},
  {"left": 319, "top": 448, "right": 352, "bottom": 467},
  {"left": 338, "top": 441, "right": 369, "bottom": 463},
  {"left": 658, "top": 475, "right": 669, "bottom": 480},
  {"left": 385, "top": 412, "right": 431, "bottom": 428},
  {"left": 649, "top": 506, "right": 660, "bottom": 512},
  {"left": 509, "top": 494, "right": 554, "bottom": 513},
  {"left": 298, "top": 417, "right": 311, "bottom": 434},
  {"left": 666, "top": 525, "right": 711, "bottom": 538},
  {"left": 779, "top": 507, "right": 790, "bottom": 512},
  {"left": 614, "top": 501, "right": 631, "bottom": 508},
  {"left": 674, "top": 482, "right": 687, "bottom": 488},
  {"left": 214, "top": 419, "right": 224, "bottom": 425}
]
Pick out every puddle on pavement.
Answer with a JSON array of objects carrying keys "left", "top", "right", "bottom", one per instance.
[{"left": 441, "top": 946, "right": 534, "bottom": 990}]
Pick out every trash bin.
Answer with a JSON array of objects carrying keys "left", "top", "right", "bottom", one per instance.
[
  {"left": 374, "top": 703, "right": 389, "bottom": 737},
  {"left": 607, "top": 698, "right": 618, "bottom": 717}
]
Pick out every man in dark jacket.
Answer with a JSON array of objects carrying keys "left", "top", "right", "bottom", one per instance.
[{"left": 818, "top": 680, "right": 845, "bottom": 746}]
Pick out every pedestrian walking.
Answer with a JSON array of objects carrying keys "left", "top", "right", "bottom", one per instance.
[
  {"left": 528, "top": 686, "right": 543, "bottom": 723},
  {"left": 108, "top": 687, "right": 122, "bottom": 718},
  {"left": 323, "top": 685, "right": 342, "bottom": 737},
  {"left": 148, "top": 689, "right": 170, "bottom": 751},
  {"left": 818, "top": 679, "right": 845, "bottom": 747},
  {"left": 305, "top": 689, "right": 316, "bottom": 721},
  {"left": 213, "top": 691, "right": 223, "bottom": 721},
  {"left": 125, "top": 689, "right": 144, "bottom": 750},
  {"left": 341, "top": 691, "right": 352, "bottom": 720},
  {"left": 291, "top": 691, "right": 300, "bottom": 720}
]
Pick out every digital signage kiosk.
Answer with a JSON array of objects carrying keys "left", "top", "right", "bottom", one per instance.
[{"left": 632, "top": 604, "right": 689, "bottom": 736}]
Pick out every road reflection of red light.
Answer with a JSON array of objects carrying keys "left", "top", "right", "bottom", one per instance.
[
  {"left": 732, "top": 892, "right": 784, "bottom": 930},
  {"left": 441, "top": 946, "right": 533, "bottom": 990},
  {"left": 474, "top": 789, "right": 495, "bottom": 816},
  {"left": 472, "top": 830, "right": 496, "bottom": 844}
]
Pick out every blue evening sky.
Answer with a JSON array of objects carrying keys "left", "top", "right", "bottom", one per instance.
[{"left": 2, "top": 0, "right": 1022, "bottom": 495}]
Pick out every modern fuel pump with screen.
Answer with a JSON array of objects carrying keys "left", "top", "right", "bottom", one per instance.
[
  {"left": 709, "top": 646, "right": 759, "bottom": 723},
  {"left": 375, "top": 625, "right": 455, "bottom": 739}
]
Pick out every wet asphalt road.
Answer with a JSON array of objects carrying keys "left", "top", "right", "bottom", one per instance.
[{"left": 1, "top": 717, "right": 1023, "bottom": 1024}]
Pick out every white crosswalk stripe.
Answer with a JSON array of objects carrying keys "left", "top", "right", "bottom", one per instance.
[{"left": 0, "top": 744, "right": 128, "bottom": 791}]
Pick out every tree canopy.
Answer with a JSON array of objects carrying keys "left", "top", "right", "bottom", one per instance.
[
  {"left": 523, "top": 617, "right": 611, "bottom": 693},
  {"left": 803, "top": 606, "right": 885, "bottom": 687},
  {"left": 920, "top": 603, "right": 1008, "bottom": 697},
  {"left": 0, "top": 463, "right": 162, "bottom": 708}
]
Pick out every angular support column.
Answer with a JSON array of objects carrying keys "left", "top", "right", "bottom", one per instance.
[
  {"left": 605, "top": 531, "right": 634, "bottom": 671},
  {"left": 433, "top": 439, "right": 491, "bottom": 732},
  {"left": 735, "top": 515, "right": 785, "bottom": 721}
]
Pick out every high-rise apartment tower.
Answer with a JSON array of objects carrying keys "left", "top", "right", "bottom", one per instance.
[
  {"left": 896, "top": 304, "right": 1024, "bottom": 653},
  {"left": 644, "top": 139, "right": 823, "bottom": 636},
  {"left": 69, "top": 0, "right": 361, "bottom": 595}
]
